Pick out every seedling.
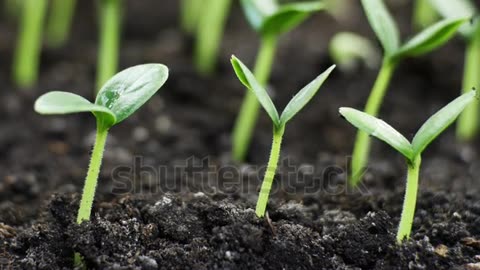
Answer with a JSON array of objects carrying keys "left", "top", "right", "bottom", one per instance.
[
  {"left": 231, "top": 56, "right": 335, "bottom": 217},
  {"left": 428, "top": 0, "right": 480, "bottom": 141},
  {"left": 329, "top": 32, "right": 380, "bottom": 72},
  {"left": 34, "top": 64, "right": 168, "bottom": 224},
  {"left": 350, "top": 0, "right": 467, "bottom": 186},
  {"left": 232, "top": 0, "right": 324, "bottom": 162},
  {"left": 180, "top": 0, "right": 205, "bottom": 34},
  {"left": 97, "top": 0, "right": 123, "bottom": 91},
  {"left": 45, "top": 0, "right": 77, "bottom": 48},
  {"left": 413, "top": 0, "right": 439, "bottom": 30},
  {"left": 340, "top": 89, "right": 476, "bottom": 243}
]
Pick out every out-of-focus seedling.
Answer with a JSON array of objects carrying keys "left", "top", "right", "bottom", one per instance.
[
  {"left": 180, "top": 0, "right": 205, "bottom": 34},
  {"left": 231, "top": 55, "right": 335, "bottom": 217},
  {"left": 45, "top": 0, "right": 77, "bottom": 48},
  {"left": 329, "top": 32, "right": 380, "bottom": 72},
  {"left": 340, "top": 89, "right": 476, "bottom": 243},
  {"left": 413, "top": 0, "right": 439, "bottom": 30}
]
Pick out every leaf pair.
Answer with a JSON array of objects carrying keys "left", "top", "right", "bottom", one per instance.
[
  {"left": 231, "top": 55, "right": 335, "bottom": 128},
  {"left": 362, "top": 0, "right": 468, "bottom": 60},
  {"left": 34, "top": 64, "right": 169, "bottom": 130},
  {"left": 340, "top": 90, "right": 477, "bottom": 162},
  {"left": 241, "top": 0, "right": 324, "bottom": 37}
]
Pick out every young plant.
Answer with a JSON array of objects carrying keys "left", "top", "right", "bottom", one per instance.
[
  {"left": 231, "top": 55, "right": 335, "bottom": 217},
  {"left": 34, "top": 64, "right": 168, "bottom": 224},
  {"left": 413, "top": 0, "right": 439, "bottom": 30},
  {"left": 45, "top": 0, "right": 77, "bottom": 48},
  {"left": 428, "top": 0, "right": 480, "bottom": 141},
  {"left": 12, "top": 0, "right": 48, "bottom": 88},
  {"left": 350, "top": 0, "right": 467, "bottom": 186},
  {"left": 329, "top": 32, "right": 380, "bottom": 72},
  {"left": 340, "top": 89, "right": 477, "bottom": 243},
  {"left": 180, "top": 0, "right": 205, "bottom": 34},
  {"left": 97, "top": 0, "right": 123, "bottom": 91},
  {"left": 232, "top": 0, "right": 324, "bottom": 162},
  {"left": 194, "top": 0, "right": 232, "bottom": 75}
]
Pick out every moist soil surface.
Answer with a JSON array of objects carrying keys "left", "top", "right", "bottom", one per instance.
[{"left": 2, "top": 1, "right": 480, "bottom": 269}]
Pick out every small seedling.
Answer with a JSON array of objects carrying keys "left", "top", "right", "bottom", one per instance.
[
  {"left": 34, "top": 64, "right": 168, "bottom": 224},
  {"left": 413, "top": 0, "right": 439, "bottom": 30},
  {"left": 340, "top": 89, "right": 477, "bottom": 243},
  {"left": 350, "top": 0, "right": 467, "bottom": 186},
  {"left": 180, "top": 0, "right": 205, "bottom": 34},
  {"left": 329, "top": 32, "right": 380, "bottom": 72},
  {"left": 45, "top": 0, "right": 77, "bottom": 48},
  {"left": 232, "top": 0, "right": 324, "bottom": 162},
  {"left": 231, "top": 55, "right": 335, "bottom": 217},
  {"left": 429, "top": 0, "right": 480, "bottom": 141}
]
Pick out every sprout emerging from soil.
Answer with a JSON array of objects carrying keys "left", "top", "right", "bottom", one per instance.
[
  {"left": 340, "top": 89, "right": 477, "bottom": 243},
  {"left": 34, "top": 64, "right": 168, "bottom": 224},
  {"left": 45, "top": 0, "right": 77, "bottom": 48},
  {"left": 231, "top": 55, "right": 335, "bottom": 217},
  {"left": 350, "top": 0, "right": 468, "bottom": 186},
  {"left": 232, "top": 0, "right": 324, "bottom": 162},
  {"left": 428, "top": 0, "right": 480, "bottom": 141}
]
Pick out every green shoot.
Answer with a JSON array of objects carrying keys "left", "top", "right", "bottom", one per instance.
[
  {"left": 97, "top": 0, "right": 123, "bottom": 92},
  {"left": 340, "top": 89, "right": 477, "bottom": 243},
  {"left": 34, "top": 64, "right": 168, "bottom": 224},
  {"left": 413, "top": 0, "right": 439, "bottom": 30},
  {"left": 429, "top": 0, "right": 480, "bottom": 141},
  {"left": 231, "top": 55, "right": 335, "bottom": 217},
  {"left": 194, "top": 0, "right": 232, "bottom": 75},
  {"left": 180, "top": 0, "right": 205, "bottom": 34},
  {"left": 45, "top": 0, "right": 77, "bottom": 48},
  {"left": 232, "top": 0, "right": 324, "bottom": 162},
  {"left": 329, "top": 32, "right": 380, "bottom": 72},
  {"left": 12, "top": 0, "right": 48, "bottom": 88},
  {"left": 350, "top": 0, "right": 467, "bottom": 186}
]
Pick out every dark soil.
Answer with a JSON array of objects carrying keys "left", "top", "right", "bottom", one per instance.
[{"left": 1, "top": 0, "right": 480, "bottom": 269}]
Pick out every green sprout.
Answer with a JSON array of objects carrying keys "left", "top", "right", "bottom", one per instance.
[
  {"left": 34, "top": 64, "right": 168, "bottom": 224},
  {"left": 180, "top": 0, "right": 205, "bottom": 34},
  {"left": 97, "top": 0, "right": 123, "bottom": 91},
  {"left": 12, "top": 0, "right": 47, "bottom": 88},
  {"left": 329, "top": 32, "right": 380, "bottom": 72},
  {"left": 413, "top": 0, "right": 439, "bottom": 30},
  {"left": 232, "top": 0, "right": 324, "bottom": 162},
  {"left": 231, "top": 55, "right": 335, "bottom": 217},
  {"left": 340, "top": 89, "right": 477, "bottom": 243},
  {"left": 45, "top": 0, "right": 77, "bottom": 48},
  {"left": 350, "top": 0, "right": 467, "bottom": 186},
  {"left": 428, "top": 0, "right": 480, "bottom": 141}
]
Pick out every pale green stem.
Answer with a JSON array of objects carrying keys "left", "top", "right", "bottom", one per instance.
[
  {"left": 397, "top": 156, "right": 421, "bottom": 243},
  {"left": 180, "top": 0, "right": 204, "bottom": 34},
  {"left": 232, "top": 35, "right": 278, "bottom": 162},
  {"left": 46, "top": 0, "right": 77, "bottom": 48},
  {"left": 350, "top": 59, "right": 397, "bottom": 186},
  {"left": 456, "top": 29, "right": 480, "bottom": 141},
  {"left": 194, "top": 0, "right": 232, "bottom": 75},
  {"left": 12, "top": 0, "right": 48, "bottom": 88},
  {"left": 256, "top": 125, "right": 285, "bottom": 217},
  {"left": 413, "top": 0, "right": 438, "bottom": 31}
]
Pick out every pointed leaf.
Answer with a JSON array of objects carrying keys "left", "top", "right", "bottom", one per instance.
[
  {"left": 339, "top": 107, "right": 414, "bottom": 160},
  {"left": 361, "top": 0, "right": 400, "bottom": 56},
  {"left": 34, "top": 91, "right": 117, "bottom": 127},
  {"left": 411, "top": 90, "right": 477, "bottom": 157},
  {"left": 280, "top": 65, "right": 335, "bottom": 124},
  {"left": 394, "top": 17, "right": 468, "bottom": 59},
  {"left": 428, "top": 0, "right": 476, "bottom": 37},
  {"left": 231, "top": 55, "right": 280, "bottom": 126}
]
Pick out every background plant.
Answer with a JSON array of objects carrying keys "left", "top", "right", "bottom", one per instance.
[
  {"left": 45, "top": 0, "right": 77, "bottom": 48},
  {"left": 349, "top": 0, "right": 467, "bottom": 186},
  {"left": 232, "top": 0, "right": 324, "bottom": 162},
  {"left": 340, "top": 89, "right": 476, "bottom": 243},
  {"left": 180, "top": 0, "right": 205, "bottom": 34},
  {"left": 231, "top": 55, "right": 335, "bottom": 217},
  {"left": 413, "top": 0, "right": 439, "bottom": 30},
  {"left": 329, "top": 32, "right": 380, "bottom": 72}
]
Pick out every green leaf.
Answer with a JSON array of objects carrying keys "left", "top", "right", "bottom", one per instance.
[
  {"left": 231, "top": 55, "right": 280, "bottom": 126},
  {"left": 34, "top": 91, "right": 117, "bottom": 127},
  {"left": 428, "top": 0, "right": 476, "bottom": 37},
  {"left": 361, "top": 0, "right": 400, "bottom": 56},
  {"left": 95, "top": 64, "right": 169, "bottom": 124},
  {"left": 411, "top": 89, "right": 477, "bottom": 157},
  {"left": 394, "top": 17, "right": 468, "bottom": 59},
  {"left": 339, "top": 107, "right": 414, "bottom": 160},
  {"left": 280, "top": 65, "right": 335, "bottom": 124}
]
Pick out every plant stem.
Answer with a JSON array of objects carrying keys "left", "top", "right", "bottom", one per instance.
[
  {"left": 12, "top": 0, "right": 47, "bottom": 88},
  {"left": 412, "top": 0, "right": 438, "bottom": 31},
  {"left": 256, "top": 125, "right": 285, "bottom": 217},
  {"left": 456, "top": 28, "right": 480, "bottom": 141},
  {"left": 350, "top": 59, "right": 397, "bottom": 186},
  {"left": 96, "top": 0, "right": 122, "bottom": 92},
  {"left": 46, "top": 0, "right": 77, "bottom": 48},
  {"left": 180, "top": 0, "right": 204, "bottom": 34},
  {"left": 232, "top": 35, "right": 278, "bottom": 162},
  {"left": 76, "top": 125, "right": 109, "bottom": 224},
  {"left": 194, "top": 0, "right": 232, "bottom": 75},
  {"left": 397, "top": 156, "right": 421, "bottom": 243}
]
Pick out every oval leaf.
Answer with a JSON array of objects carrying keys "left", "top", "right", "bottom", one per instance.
[
  {"left": 231, "top": 55, "right": 280, "bottom": 126},
  {"left": 95, "top": 64, "right": 169, "bottom": 124},
  {"left": 411, "top": 89, "right": 477, "bottom": 157},
  {"left": 240, "top": 0, "right": 278, "bottom": 32},
  {"left": 361, "top": 0, "right": 400, "bottom": 56},
  {"left": 429, "top": 0, "right": 476, "bottom": 37},
  {"left": 34, "top": 91, "right": 117, "bottom": 127},
  {"left": 339, "top": 107, "right": 414, "bottom": 160},
  {"left": 394, "top": 17, "right": 468, "bottom": 59},
  {"left": 280, "top": 65, "right": 335, "bottom": 124}
]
